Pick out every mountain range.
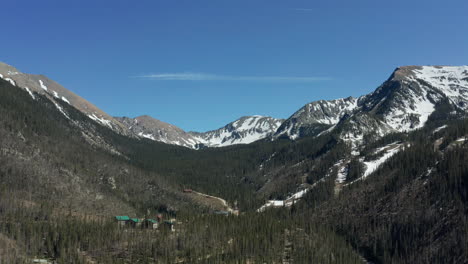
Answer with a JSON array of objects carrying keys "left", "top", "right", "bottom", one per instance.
[
  {"left": 116, "top": 115, "right": 284, "bottom": 148},
  {"left": 2, "top": 62, "right": 467, "bottom": 151}
]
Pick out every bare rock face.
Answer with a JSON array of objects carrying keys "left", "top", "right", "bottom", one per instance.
[{"left": 116, "top": 115, "right": 201, "bottom": 148}]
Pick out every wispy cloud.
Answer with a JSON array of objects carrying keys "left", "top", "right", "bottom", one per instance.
[
  {"left": 138, "top": 73, "right": 331, "bottom": 82},
  {"left": 291, "top": 8, "right": 315, "bottom": 12}
]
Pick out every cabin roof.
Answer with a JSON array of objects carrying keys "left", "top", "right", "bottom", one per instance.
[{"left": 115, "top": 216, "right": 130, "bottom": 221}]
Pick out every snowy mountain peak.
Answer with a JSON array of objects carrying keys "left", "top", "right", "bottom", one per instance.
[
  {"left": 392, "top": 65, "right": 468, "bottom": 89},
  {"left": 274, "top": 96, "right": 359, "bottom": 140},
  {"left": 231, "top": 116, "right": 283, "bottom": 132},
  {"left": 371, "top": 65, "right": 468, "bottom": 131},
  {"left": 192, "top": 116, "right": 284, "bottom": 147},
  {"left": 275, "top": 65, "right": 468, "bottom": 144}
]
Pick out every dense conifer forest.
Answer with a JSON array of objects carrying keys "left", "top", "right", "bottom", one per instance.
[{"left": 1, "top": 78, "right": 468, "bottom": 263}]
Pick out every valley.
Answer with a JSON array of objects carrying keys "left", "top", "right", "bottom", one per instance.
[{"left": 1, "top": 63, "right": 468, "bottom": 263}]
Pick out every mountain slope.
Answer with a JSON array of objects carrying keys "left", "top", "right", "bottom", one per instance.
[
  {"left": 115, "top": 115, "right": 201, "bottom": 148},
  {"left": 0, "top": 62, "right": 131, "bottom": 136},
  {"left": 309, "top": 120, "right": 468, "bottom": 263}
]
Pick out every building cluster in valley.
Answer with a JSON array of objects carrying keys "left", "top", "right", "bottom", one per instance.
[{"left": 115, "top": 214, "right": 176, "bottom": 231}]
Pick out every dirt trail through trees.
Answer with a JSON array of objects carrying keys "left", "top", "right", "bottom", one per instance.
[{"left": 191, "top": 191, "right": 234, "bottom": 212}]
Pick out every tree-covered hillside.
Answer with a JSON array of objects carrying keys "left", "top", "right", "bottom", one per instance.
[{"left": 2, "top": 77, "right": 468, "bottom": 263}]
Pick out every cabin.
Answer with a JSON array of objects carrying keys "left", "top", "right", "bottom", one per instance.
[
  {"left": 142, "top": 219, "right": 159, "bottom": 229},
  {"left": 115, "top": 216, "right": 130, "bottom": 227},
  {"left": 127, "top": 218, "right": 142, "bottom": 228},
  {"left": 183, "top": 188, "right": 193, "bottom": 193}
]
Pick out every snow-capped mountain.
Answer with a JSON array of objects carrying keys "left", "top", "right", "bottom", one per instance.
[
  {"left": 364, "top": 65, "right": 468, "bottom": 131},
  {"left": 117, "top": 115, "right": 284, "bottom": 149},
  {"left": 274, "top": 97, "right": 359, "bottom": 140},
  {"left": 191, "top": 115, "right": 284, "bottom": 147},
  {"left": 0, "top": 62, "right": 131, "bottom": 136},
  {"left": 277, "top": 65, "right": 468, "bottom": 144}
]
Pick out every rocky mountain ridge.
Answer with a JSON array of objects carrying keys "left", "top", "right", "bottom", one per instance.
[
  {"left": 277, "top": 65, "right": 468, "bottom": 146},
  {"left": 0, "top": 61, "right": 284, "bottom": 149},
  {"left": 117, "top": 115, "right": 284, "bottom": 149}
]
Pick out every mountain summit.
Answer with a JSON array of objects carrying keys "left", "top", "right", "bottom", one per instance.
[{"left": 275, "top": 65, "right": 468, "bottom": 144}]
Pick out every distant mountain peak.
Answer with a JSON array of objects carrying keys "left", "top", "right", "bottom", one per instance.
[
  {"left": 274, "top": 96, "right": 359, "bottom": 140},
  {"left": 192, "top": 115, "right": 284, "bottom": 147}
]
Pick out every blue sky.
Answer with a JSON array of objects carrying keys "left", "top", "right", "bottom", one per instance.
[{"left": 1, "top": 0, "right": 467, "bottom": 131}]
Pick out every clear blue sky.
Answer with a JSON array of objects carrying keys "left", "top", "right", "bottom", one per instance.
[{"left": 1, "top": 0, "right": 467, "bottom": 132}]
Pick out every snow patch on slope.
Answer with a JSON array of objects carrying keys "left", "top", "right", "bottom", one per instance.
[
  {"left": 362, "top": 144, "right": 402, "bottom": 178},
  {"left": 61, "top": 96, "right": 70, "bottom": 104},
  {"left": 414, "top": 66, "right": 468, "bottom": 95},
  {"left": 257, "top": 189, "right": 309, "bottom": 212},
  {"left": 336, "top": 162, "right": 349, "bottom": 183},
  {"left": 433, "top": 125, "right": 447, "bottom": 134},
  {"left": 138, "top": 132, "right": 155, "bottom": 140},
  {"left": 4, "top": 78, "right": 16, "bottom": 86},
  {"left": 88, "top": 114, "right": 112, "bottom": 128},
  {"left": 53, "top": 101, "right": 70, "bottom": 119},
  {"left": 385, "top": 90, "right": 435, "bottom": 131},
  {"left": 25, "top": 87, "right": 35, "bottom": 99},
  {"left": 39, "top": 80, "right": 48, "bottom": 91}
]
